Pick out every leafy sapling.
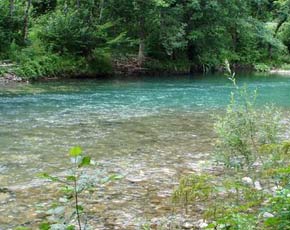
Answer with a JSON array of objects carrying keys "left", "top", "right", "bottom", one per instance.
[
  {"left": 39, "top": 146, "right": 122, "bottom": 230},
  {"left": 172, "top": 174, "right": 212, "bottom": 214}
]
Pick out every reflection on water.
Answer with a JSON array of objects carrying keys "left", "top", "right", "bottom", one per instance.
[{"left": 1, "top": 74, "right": 290, "bottom": 228}]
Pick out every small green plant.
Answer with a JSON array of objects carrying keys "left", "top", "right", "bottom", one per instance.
[
  {"left": 263, "top": 187, "right": 290, "bottom": 230},
  {"left": 206, "top": 213, "right": 257, "bottom": 230},
  {"left": 214, "top": 76, "right": 281, "bottom": 170},
  {"left": 39, "top": 146, "right": 122, "bottom": 230},
  {"left": 39, "top": 146, "right": 92, "bottom": 230},
  {"left": 172, "top": 174, "right": 212, "bottom": 214}
]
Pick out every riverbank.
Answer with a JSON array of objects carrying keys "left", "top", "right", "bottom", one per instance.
[
  {"left": 2, "top": 59, "right": 290, "bottom": 87},
  {"left": 270, "top": 69, "right": 290, "bottom": 75},
  {"left": 0, "top": 57, "right": 195, "bottom": 84}
]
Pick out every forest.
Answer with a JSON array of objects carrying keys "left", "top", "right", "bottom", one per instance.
[{"left": 1, "top": 0, "right": 290, "bottom": 79}]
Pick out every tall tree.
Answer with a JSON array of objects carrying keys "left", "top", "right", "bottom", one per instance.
[{"left": 23, "top": 0, "right": 32, "bottom": 42}]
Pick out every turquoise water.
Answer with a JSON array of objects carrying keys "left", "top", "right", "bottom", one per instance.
[
  {"left": 1, "top": 74, "right": 290, "bottom": 185},
  {"left": 1, "top": 74, "right": 290, "bottom": 228}
]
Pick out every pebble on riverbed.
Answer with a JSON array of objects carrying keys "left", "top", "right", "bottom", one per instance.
[
  {"left": 0, "top": 193, "right": 10, "bottom": 203},
  {"left": 263, "top": 212, "right": 274, "bottom": 218},
  {"left": 0, "top": 188, "right": 14, "bottom": 204}
]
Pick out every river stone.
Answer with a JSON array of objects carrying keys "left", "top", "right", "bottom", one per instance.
[
  {"left": 0, "top": 188, "right": 12, "bottom": 204},
  {"left": 126, "top": 176, "right": 147, "bottom": 183},
  {"left": 0, "top": 193, "right": 10, "bottom": 203},
  {"left": 242, "top": 177, "right": 253, "bottom": 185},
  {"left": 157, "top": 190, "right": 172, "bottom": 198},
  {"left": 263, "top": 212, "right": 274, "bottom": 218},
  {"left": 254, "top": 181, "right": 262, "bottom": 190},
  {"left": 182, "top": 222, "right": 194, "bottom": 229},
  {"left": 195, "top": 219, "right": 208, "bottom": 228}
]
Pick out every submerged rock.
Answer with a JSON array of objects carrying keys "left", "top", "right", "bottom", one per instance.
[
  {"left": 182, "top": 222, "right": 194, "bottom": 229},
  {"left": 242, "top": 177, "right": 253, "bottom": 185},
  {"left": 0, "top": 188, "right": 13, "bottom": 204},
  {"left": 0, "top": 193, "right": 10, "bottom": 203},
  {"left": 195, "top": 219, "right": 208, "bottom": 229},
  {"left": 254, "top": 181, "right": 262, "bottom": 191}
]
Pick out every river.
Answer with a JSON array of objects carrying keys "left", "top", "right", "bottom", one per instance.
[{"left": 1, "top": 74, "right": 290, "bottom": 229}]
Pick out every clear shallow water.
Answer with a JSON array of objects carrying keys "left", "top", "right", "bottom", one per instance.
[{"left": 1, "top": 74, "right": 290, "bottom": 228}]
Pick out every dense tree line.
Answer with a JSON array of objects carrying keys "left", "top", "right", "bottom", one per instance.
[{"left": 1, "top": 0, "right": 290, "bottom": 78}]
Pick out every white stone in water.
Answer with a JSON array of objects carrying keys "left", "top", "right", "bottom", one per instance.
[
  {"left": 253, "top": 161, "right": 262, "bottom": 167},
  {"left": 242, "top": 177, "right": 253, "bottom": 185},
  {"left": 0, "top": 193, "right": 10, "bottom": 202},
  {"left": 182, "top": 222, "right": 194, "bottom": 229},
  {"left": 263, "top": 212, "right": 274, "bottom": 218},
  {"left": 196, "top": 219, "right": 208, "bottom": 229},
  {"left": 254, "top": 181, "right": 262, "bottom": 190}
]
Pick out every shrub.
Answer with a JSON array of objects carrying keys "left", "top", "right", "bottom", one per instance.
[
  {"left": 254, "top": 63, "right": 271, "bottom": 72},
  {"left": 172, "top": 174, "right": 213, "bottom": 214},
  {"left": 214, "top": 82, "right": 281, "bottom": 170}
]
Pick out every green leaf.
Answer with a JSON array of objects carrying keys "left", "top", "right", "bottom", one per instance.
[
  {"left": 66, "top": 176, "right": 76, "bottom": 181},
  {"left": 109, "top": 174, "right": 124, "bottom": 180},
  {"left": 102, "top": 174, "right": 123, "bottom": 183},
  {"left": 39, "top": 223, "right": 50, "bottom": 230},
  {"left": 76, "top": 205, "right": 84, "bottom": 212},
  {"left": 66, "top": 226, "right": 75, "bottom": 230},
  {"left": 60, "top": 186, "right": 74, "bottom": 196},
  {"left": 69, "top": 146, "right": 82, "bottom": 157},
  {"left": 79, "top": 156, "right": 91, "bottom": 167},
  {"left": 264, "top": 217, "right": 279, "bottom": 226},
  {"left": 39, "top": 173, "right": 60, "bottom": 182}
]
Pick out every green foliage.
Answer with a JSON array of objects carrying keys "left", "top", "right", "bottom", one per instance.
[
  {"left": 214, "top": 78, "right": 281, "bottom": 170},
  {"left": 172, "top": 174, "right": 212, "bottom": 213},
  {"left": 254, "top": 63, "right": 271, "bottom": 72},
  {"left": 280, "top": 63, "right": 290, "bottom": 70},
  {"left": 264, "top": 188, "right": 290, "bottom": 229},
  {"left": 39, "top": 146, "right": 122, "bottom": 230},
  {"left": 171, "top": 74, "right": 290, "bottom": 229},
  {"left": 0, "top": 1, "right": 23, "bottom": 57},
  {"left": 207, "top": 213, "right": 256, "bottom": 230},
  {"left": 2, "top": 0, "right": 290, "bottom": 78},
  {"left": 38, "top": 10, "right": 109, "bottom": 57}
]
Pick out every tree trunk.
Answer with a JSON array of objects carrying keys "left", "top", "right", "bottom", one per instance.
[
  {"left": 137, "top": 15, "right": 146, "bottom": 66},
  {"left": 9, "top": 0, "right": 14, "bottom": 17},
  {"left": 99, "top": 0, "right": 104, "bottom": 22},
  {"left": 76, "top": 0, "right": 80, "bottom": 8},
  {"left": 23, "top": 0, "right": 32, "bottom": 42},
  {"left": 138, "top": 39, "right": 145, "bottom": 65},
  {"left": 231, "top": 26, "right": 238, "bottom": 53}
]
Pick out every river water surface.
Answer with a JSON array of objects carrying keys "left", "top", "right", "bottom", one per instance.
[{"left": 1, "top": 74, "right": 290, "bottom": 229}]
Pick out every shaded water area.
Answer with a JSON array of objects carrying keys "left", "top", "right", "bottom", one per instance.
[{"left": 1, "top": 74, "right": 290, "bottom": 229}]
